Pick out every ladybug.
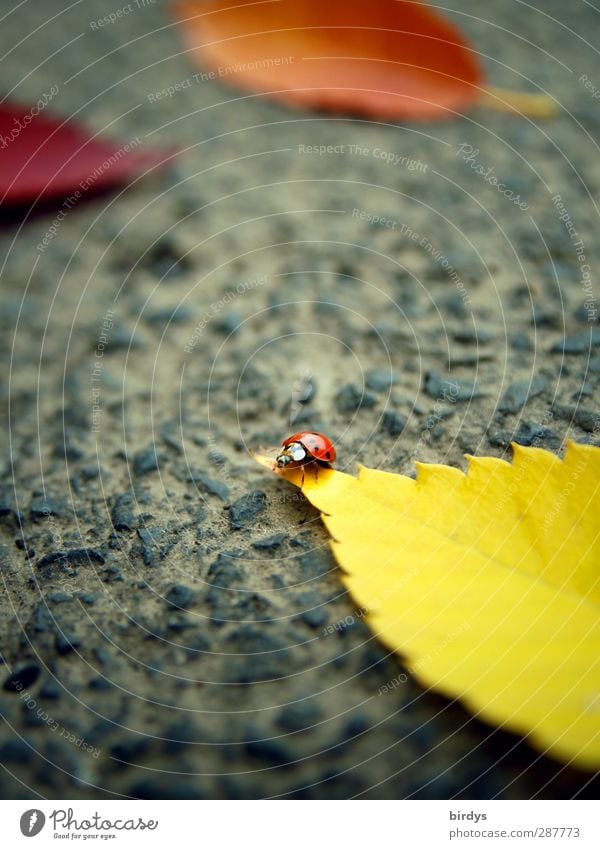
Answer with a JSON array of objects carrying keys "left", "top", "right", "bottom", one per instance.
[{"left": 275, "top": 431, "right": 336, "bottom": 472}]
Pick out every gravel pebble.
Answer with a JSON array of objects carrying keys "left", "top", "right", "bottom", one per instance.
[
  {"left": 380, "top": 410, "right": 407, "bottom": 437},
  {"left": 424, "top": 371, "right": 483, "bottom": 402},
  {"left": 488, "top": 421, "right": 563, "bottom": 450},
  {"left": 165, "top": 584, "right": 196, "bottom": 609},
  {"left": 229, "top": 491, "right": 267, "bottom": 530},
  {"left": 252, "top": 533, "right": 287, "bottom": 551},
  {"left": 550, "top": 329, "right": 600, "bottom": 354},
  {"left": 3, "top": 664, "right": 41, "bottom": 692},
  {"left": 111, "top": 493, "right": 136, "bottom": 531},
  {"left": 133, "top": 447, "right": 161, "bottom": 476},
  {"left": 365, "top": 369, "right": 399, "bottom": 391},
  {"left": 186, "top": 470, "right": 230, "bottom": 502},
  {"left": 498, "top": 375, "right": 549, "bottom": 413}
]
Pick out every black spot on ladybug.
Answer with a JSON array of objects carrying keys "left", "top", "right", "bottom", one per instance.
[{"left": 325, "top": 451, "right": 331, "bottom": 459}]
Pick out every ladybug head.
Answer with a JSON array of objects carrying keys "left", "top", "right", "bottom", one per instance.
[{"left": 275, "top": 441, "right": 306, "bottom": 468}]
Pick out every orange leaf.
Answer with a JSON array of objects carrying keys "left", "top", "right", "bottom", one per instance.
[{"left": 173, "top": 0, "right": 485, "bottom": 120}]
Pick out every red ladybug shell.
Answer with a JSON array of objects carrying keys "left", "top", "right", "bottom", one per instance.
[{"left": 282, "top": 431, "right": 336, "bottom": 464}]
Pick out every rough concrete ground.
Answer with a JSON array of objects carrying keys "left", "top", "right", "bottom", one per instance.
[{"left": 0, "top": 0, "right": 599, "bottom": 799}]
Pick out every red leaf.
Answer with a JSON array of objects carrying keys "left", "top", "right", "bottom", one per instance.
[
  {"left": 172, "top": 0, "right": 484, "bottom": 120},
  {"left": 0, "top": 102, "right": 174, "bottom": 206}
]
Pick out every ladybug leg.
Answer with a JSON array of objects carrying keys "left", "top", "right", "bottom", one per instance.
[{"left": 300, "top": 468, "right": 305, "bottom": 488}]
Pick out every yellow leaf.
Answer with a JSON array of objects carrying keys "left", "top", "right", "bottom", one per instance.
[{"left": 254, "top": 442, "right": 600, "bottom": 769}]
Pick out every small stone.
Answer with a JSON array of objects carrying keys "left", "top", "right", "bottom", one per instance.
[
  {"left": 335, "top": 384, "right": 376, "bottom": 414},
  {"left": 498, "top": 375, "right": 548, "bottom": 413},
  {"left": 488, "top": 421, "right": 562, "bottom": 450},
  {"left": 47, "top": 592, "right": 71, "bottom": 603},
  {"left": 380, "top": 410, "right": 407, "bottom": 437},
  {"left": 452, "top": 353, "right": 495, "bottom": 366},
  {"left": 162, "top": 720, "right": 201, "bottom": 751},
  {"left": 160, "top": 423, "right": 183, "bottom": 453},
  {"left": 137, "top": 528, "right": 168, "bottom": 567},
  {"left": 531, "top": 307, "right": 562, "bottom": 329},
  {"left": 551, "top": 405, "right": 600, "bottom": 434},
  {"left": 165, "top": 584, "right": 196, "bottom": 609},
  {"left": 133, "top": 447, "right": 160, "bottom": 476},
  {"left": 338, "top": 259, "right": 360, "bottom": 280},
  {"left": 300, "top": 606, "right": 328, "bottom": 629},
  {"left": 93, "top": 647, "right": 110, "bottom": 666},
  {"left": 550, "top": 329, "right": 600, "bottom": 354},
  {"left": 573, "top": 304, "right": 599, "bottom": 324},
  {"left": 107, "top": 326, "right": 147, "bottom": 352},
  {"left": 289, "top": 532, "right": 311, "bottom": 549},
  {"left": 236, "top": 592, "right": 271, "bottom": 619},
  {"left": 213, "top": 310, "right": 243, "bottom": 335},
  {"left": 146, "top": 305, "right": 192, "bottom": 326},
  {"left": 229, "top": 491, "right": 267, "bottom": 530},
  {"left": 277, "top": 702, "right": 321, "bottom": 733},
  {"left": 244, "top": 738, "right": 291, "bottom": 767},
  {"left": 111, "top": 492, "right": 136, "bottom": 531},
  {"left": 572, "top": 382, "right": 593, "bottom": 399},
  {"left": 21, "top": 704, "right": 46, "bottom": 728},
  {"left": 0, "top": 488, "right": 23, "bottom": 527},
  {"left": 110, "top": 737, "right": 152, "bottom": 761},
  {"left": 296, "top": 549, "right": 335, "bottom": 578},
  {"left": 423, "top": 405, "right": 456, "bottom": 429},
  {"left": 424, "top": 371, "right": 482, "bottom": 402},
  {"left": 28, "top": 603, "right": 53, "bottom": 634},
  {"left": 511, "top": 332, "right": 533, "bottom": 351},
  {"left": 144, "top": 238, "right": 192, "bottom": 280},
  {"left": 167, "top": 614, "right": 192, "bottom": 631},
  {"left": 101, "top": 564, "right": 124, "bottom": 582},
  {"left": 544, "top": 258, "right": 579, "bottom": 284},
  {"left": 288, "top": 407, "right": 323, "bottom": 428},
  {"left": 36, "top": 548, "right": 105, "bottom": 571},
  {"left": 344, "top": 714, "right": 370, "bottom": 736},
  {"left": 206, "top": 550, "right": 245, "bottom": 584},
  {"left": 3, "top": 663, "right": 41, "bottom": 692},
  {"left": 53, "top": 440, "right": 83, "bottom": 462},
  {"left": 30, "top": 495, "right": 70, "bottom": 521},
  {"left": 252, "top": 533, "right": 286, "bottom": 551},
  {"left": 88, "top": 676, "right": 114, "bottom": 691},
  {"left": 38, "top": 680, "right": 61, "bottom": 700},
  {"left": 365, "top": 369, "right": 398, "bottom": 391},
  {"left": 313, "top": 302, "right": 339, "bottom": 320},
  {"left": 207, "top": 448, "right": 227, "bottom": 465},
  {"left": 437, "top": 291, "right": 469, "bottom": 318},
  {"left": 186, "top": 471, "right": 229, "bottom": 502},
  {"left": 0, "top": 740, "right": 33, "bottom": 764},
  {"left": 224, "top": 626, "right": 291, "bottom": 682},
  {"left": 237, "top": 367, "right": 274, "bottom": 407},
  {"left": 55, "top": 631, "right": 80, "bottom": 655},
  {"left": 289, "top": 374, "right": 316, "bottom": 405},
  {"left": 572, "top": 410, "right": 600, "bottom": 433},
  {"left": 185, "top": 632, "right": 210, "bottom": 660},
  {"left": 78, "top": 593, "right": 99, "bottom": 605},
  {"left": 130, "top": 778, "right": 200, "bottom": 799},
  {"left": 452, "top": 327, "right": 492, "bottom": 344}
]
